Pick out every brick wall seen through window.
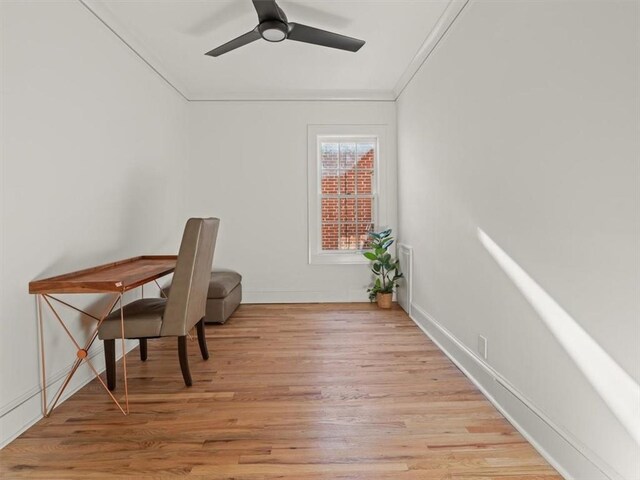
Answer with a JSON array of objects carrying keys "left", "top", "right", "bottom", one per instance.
[{"left": 320, "top": 140, "right": 376, "bottom": 251}]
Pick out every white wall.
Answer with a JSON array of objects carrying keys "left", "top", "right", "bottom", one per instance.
[
  {"left": 0, "top": 1, "right": 188, "bottom": 446},
  {"left": 397, "top": 1, "right": 639, "bottom": 479},
  {"left": 187, "top": 101, "right": 396, "bottom": 303}
]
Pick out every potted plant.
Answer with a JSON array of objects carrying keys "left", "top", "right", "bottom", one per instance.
[{"left": 363, "top": 229, "right": 403, "bottom": 309}]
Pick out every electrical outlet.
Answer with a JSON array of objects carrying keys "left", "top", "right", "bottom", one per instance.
[{"left": 478, "top": 335, "right": 488, "bottom": 360}]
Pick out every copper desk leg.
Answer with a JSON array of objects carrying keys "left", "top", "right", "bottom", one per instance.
[
  {"left": 119, "top": 294, "right": 129, "bottom": 414},
  {"left": 36, "top": 295, "right": 47, "bottom": 416},
  {"left": 38, "top": 293, "right": 128, "bottom": 416}
]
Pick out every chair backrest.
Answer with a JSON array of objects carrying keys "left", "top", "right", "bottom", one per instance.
[{"left": 161, "top": 218, "right": 219, "bottom": 336}]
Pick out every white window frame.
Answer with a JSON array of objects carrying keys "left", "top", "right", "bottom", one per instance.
[{"left": 308, "top": 124, "right": 389, "bottom": 265}]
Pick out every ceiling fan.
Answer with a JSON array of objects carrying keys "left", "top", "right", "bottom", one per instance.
[{"left": 205, "top": 0, "right": 365, "bottom": 57}]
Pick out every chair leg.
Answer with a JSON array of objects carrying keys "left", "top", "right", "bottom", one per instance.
[
  {"left": 104, "top": 339, "right": 116, "bottom": 391},
  {"left": 139, "top": 338, "right": 148, "bottom": 361},
  {"left": 178, "top": 336, "right": 192, "bottom": 387},
  {"left": 196, "top": 319, "right": 209, "bottom": 360}
]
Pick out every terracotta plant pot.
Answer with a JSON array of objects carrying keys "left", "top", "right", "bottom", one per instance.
[{"left": 376, "top": 292, "right": 393, "bottom": 309}]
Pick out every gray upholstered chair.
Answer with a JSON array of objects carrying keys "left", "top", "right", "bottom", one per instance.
[{"left": 98, "top": 217, "right": 220, "bottom": 388}]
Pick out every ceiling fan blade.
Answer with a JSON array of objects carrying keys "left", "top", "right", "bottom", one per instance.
[
  {"left": 252, "top": 0, "right": 286, "bottom": 23},
  {"left": 205, "top": 28, "right": 261, "bottom": 57},
  {"left": 287, "top": 23, "right": 365, "bottom": 52}
]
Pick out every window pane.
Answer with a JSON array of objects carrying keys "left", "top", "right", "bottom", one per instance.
[
  {"left": 321, "top": 143, "right": 339, "bottom": 169},
  {"left": 355, "top": 169, "right": 373, "bottom": 194},
  {"left": 321, "top": 169, "right": 339, "bottom": 195},
  {"left": 322, "top": 223, "right": 339, "bottom": 250},
  {"left": 357, "top": 223, "right": 374, "bottom": 249},
  {"left": 339, "top": 170, "right": 356, "bottom": 195},
  {"left": 357, "top": 197, "right": 374, "bottom": 223},
  {"left": 339, "top": 223, "right": 359, "bottom": 250},
  {"left": 357, "top": 143, "right": 375, "bottom": 170},
  {"left": 321, "top": 198, "right": 339, "bottom": 223},
  {"left": 339, "top": 143, "right": 357, "bottom": 171},
  {"left": 340, "top": 197, "right": 356, "bottom": 223}
]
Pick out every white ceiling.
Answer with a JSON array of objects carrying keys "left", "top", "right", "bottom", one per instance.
[{"left": 84, "top": 0, "right": 456, "bottom": 101}]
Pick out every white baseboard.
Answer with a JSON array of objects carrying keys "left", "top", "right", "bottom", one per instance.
[
  {"left": 409, "top": 302, "right": 622, "bottom": 480},
  {"left": 0, "top": 340, "right": 136, "bottom": 449}
]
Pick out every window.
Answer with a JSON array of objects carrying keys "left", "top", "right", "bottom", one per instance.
[
  {"left": 308, "top": 125, "right": 389, "bottom": 264},
  {"left": 319, "top": 139, "right": 376, "bottom": 250}
]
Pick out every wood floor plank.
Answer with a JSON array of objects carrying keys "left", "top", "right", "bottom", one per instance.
[{"left": 0, "top": 303, "right": 561, "bottom": 479}]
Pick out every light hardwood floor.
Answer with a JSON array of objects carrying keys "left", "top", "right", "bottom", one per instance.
[{"left": 0, "top": 303, "right": 561, "bottom": 479}]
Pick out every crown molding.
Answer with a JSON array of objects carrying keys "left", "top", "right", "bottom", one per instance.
[
  {"left": 393, "top": 0, "right": 470, "bottom": 100},
  {"left": 80, "top": 0, "right": 191, "bottom": 101},
  {"left": 80, "top": 0, "right": 395, "bottom": 102},
  {"left": 188, "top": 90, "right": 396, "bottom": 102},
  {"left": 81, "top": 0, "right": 467, "bottom": 103}
]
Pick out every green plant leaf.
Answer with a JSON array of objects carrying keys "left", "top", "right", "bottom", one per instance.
[{"left": 363, "top": 229, "right": 399, "bottom": 298}]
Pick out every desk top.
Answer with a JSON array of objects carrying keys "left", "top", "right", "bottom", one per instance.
[{"left": 29, "top": 256, "right": 178, "bottom": 294}]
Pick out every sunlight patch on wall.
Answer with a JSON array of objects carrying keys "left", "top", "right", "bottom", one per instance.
[{"left": 477, "top": 228, "right": 640, "bottom": 446}]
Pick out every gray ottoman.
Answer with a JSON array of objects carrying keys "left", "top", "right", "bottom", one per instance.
[{"left": 163, "top": 270, "right": 242, "bottom": 324}]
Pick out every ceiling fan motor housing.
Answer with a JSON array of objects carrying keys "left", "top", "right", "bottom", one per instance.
[{"left": 259, "top": 20, "right": 288, "bottom": 42}]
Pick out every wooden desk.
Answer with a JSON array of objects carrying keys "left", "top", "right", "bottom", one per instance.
[{"left": 29, "top": 256, "right": 177, "bottom": 416}]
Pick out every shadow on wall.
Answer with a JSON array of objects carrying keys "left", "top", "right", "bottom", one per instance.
[
  {"left": 119, "top": 167, "right": 177, "bottom": 254},
  {"left": 32, "top": 165, "right": 176, "bottom": 283},
  {"left": 477, "top": 228, "right": 640, "bottom": 446}
]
